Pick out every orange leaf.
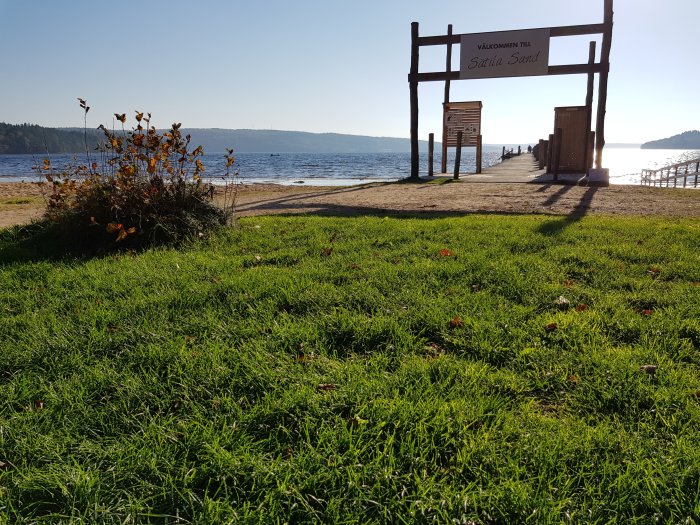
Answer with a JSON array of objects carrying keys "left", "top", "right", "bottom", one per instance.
[
  {"left": 116, "top": 229, "right": 128, "bottom": 242},
  {"left": 439, "top": 249, "right": 453, "bottom": 257},
  {"left": 449, "top": 316, "right": 464, "bottom": 329},
  {"left": 105, "top": 222, "right": 122, "bottom": 233},
  {"left": 545, "top": 322, "right": 558, "bottom": 332}
]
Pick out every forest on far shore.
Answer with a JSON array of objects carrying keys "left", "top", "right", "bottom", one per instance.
[{"left": 0, "top": 122, "right": 99, "bottom": 154}]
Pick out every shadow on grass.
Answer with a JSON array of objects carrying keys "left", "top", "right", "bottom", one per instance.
[{"left": 0, "top": 220, "right": 99, "bottom": 265}]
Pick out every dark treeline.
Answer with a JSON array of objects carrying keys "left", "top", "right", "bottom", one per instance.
[{"left": 0, "top": 123, "right": 100, "bottom": 154}]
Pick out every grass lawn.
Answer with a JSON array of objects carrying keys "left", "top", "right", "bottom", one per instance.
[{"left": 1, "top": 213, "right": 700, "bottom": 523}]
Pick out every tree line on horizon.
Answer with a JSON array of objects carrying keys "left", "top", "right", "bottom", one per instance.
[
  {"left": 0, "top": 122, "right": 434, "bottom": 155},
  {"left": 0, "top": 122, "right": 100, "bottom": 154}
]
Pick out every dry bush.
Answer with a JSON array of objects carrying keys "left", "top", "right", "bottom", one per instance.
[{"left": 40, "top": 100, "right": 237, "bottom": 250}]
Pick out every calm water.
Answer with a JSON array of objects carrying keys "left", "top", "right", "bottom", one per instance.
[{"left": 1, "top": 147, "right": 698, "bottom": 186}]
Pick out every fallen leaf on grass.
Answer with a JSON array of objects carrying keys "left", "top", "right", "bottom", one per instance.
[
  {"left": 545, "top": 322, "right": 558, "bottom": 332},
  {"left": 449, "top": 316, "right": 464, "bottom": 329},
  {"left": 640, "top": 309, "right": 654, "bottom": 316},
  {"left": 555, "top": 295, "right": 571, "bottom": 309},
  {"left": 562, "top": 279, "right": 575, "bottom": 288},
  {"left": 567, "top": 374, "right": 579, "bottom": 384},
  {"left": 317, "top": 383, "right": 337, "bottom": 392},
  {"left": 350, "top": 263, "right": 361, "bottom": 270},
  {"left": 34, "top": 400, "right": 45, "bottom": 410},
  {"left": 296, "top": 354, "right": 316, "bottom": 363},
  {"left": 639, "top": 364, "right": 658, "bottom": 375},
  {"left": 575, "top": 304, "right": 589, "bottom": 312},
  {"left": 321, "top": 248, "right": 333, "bottom": 256},
  {"left": 439, "top": 249, "right": 453, "bottom": 257},
  {"left": 426, "top": 342, "right": 444, "bottom": 357}
]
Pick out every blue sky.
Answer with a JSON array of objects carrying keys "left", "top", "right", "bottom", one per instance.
[{"left": 0, "top": 0, "right": 698, "bottom": 145}]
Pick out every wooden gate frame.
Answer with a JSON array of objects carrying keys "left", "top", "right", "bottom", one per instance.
[{"left": 408, "top": 0, "right": 613, "bottom": 180}]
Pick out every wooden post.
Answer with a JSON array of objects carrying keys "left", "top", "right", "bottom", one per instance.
[
  {"left": 501, "top": 146, "right": 506, "bottom": 159},
  {"left": 674, "top": 166, "right": 678, "bottom": 188},
  {"left": 476, "top": 135, "right": 483, "bottom": 173},
  {"left": 553, "top": 128, "right": 563, "bottom": 181},
  {"left": 547, "top": 134, "right": 555, "bottom": 173},
  {"left": 538, "top": 139, "right": 545, "bottom": 169},
  {"left": 587, "top": 131, "right": 595, "bottom": 176},
  {"left": 428, "top": 133, "right": 434, "bottom": 177},
  {"left": 410, "top": 22, "right": 420, "bottom": 180},
  {"left": 585, "top": 41, "right": 596, "bottom": 172},
  {"left": 595, "top": 0, "right": 614, "bottom": 169},
  {"left": 441, "top": 24, "right": 453, "bottom": 174},
  {"left": 695, "top": 161, "right": 699, "bottom": 187},
  {"left": 454, "top": 131, "right": 462, "bottom": 180}
]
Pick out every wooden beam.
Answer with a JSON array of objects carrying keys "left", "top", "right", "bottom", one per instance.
[
  {"left": 595, "top": 0, "right": 613, "bottom": 169},
  {"left": 417, "top": 23, "right": 606, "bottom": 47},
  {"left": 441, "top": 24, "right": 452, "bottom": 174},
  {"left": 585, "top": 41, "right": 596, "bottom": 172},
  {"left": 411, "top": 63, "right": 604, "bottom": 83},
  {"left": 410, "top": 22, "right": 420, "bottom": 180}
]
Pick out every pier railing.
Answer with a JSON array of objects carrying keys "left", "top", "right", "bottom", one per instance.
[{"left": 640, "top": 157, "right": 700, "bottom": 188}]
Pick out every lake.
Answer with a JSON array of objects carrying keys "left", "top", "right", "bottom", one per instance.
[{"left": 1, "top": 146, "right": 698, "bottom": 186}]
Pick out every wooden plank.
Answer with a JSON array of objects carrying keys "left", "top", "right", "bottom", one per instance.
[
  {"left": 411, "top": 63, "right": 604, "bottom": 82},
  {"left": 417, "top": 23, "right": 606, "bottom": 47}
]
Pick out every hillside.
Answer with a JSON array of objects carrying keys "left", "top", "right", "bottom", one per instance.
[
  {"left": 183, "top": 128, "right": 434, "bottom": 153},
  {"left": 0, "top": 123, "right": 99, "bottom": 154},
  {"left": 0, "top": 123, "right": 433, "bottom": 154},
  {"left": 641, "top": 130, "right": 700, "bottom": 149}
]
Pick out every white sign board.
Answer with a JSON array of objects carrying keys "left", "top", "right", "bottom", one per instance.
[{"left": 460, "top": 29, "right": 550, "bottom": 79}]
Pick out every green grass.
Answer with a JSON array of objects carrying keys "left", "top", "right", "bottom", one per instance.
[
  {"left": 0, "top": 196, "right": 41, "bottom": 210},
  {"left": 1, "top": 213, "right": 700, "bottom": 523}
]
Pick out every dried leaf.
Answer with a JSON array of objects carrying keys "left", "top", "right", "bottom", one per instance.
[
  {"left": 555, "top": 295, "right": 571, "bottom": 309},
  {"left": 439, "top": 249, "right": 453, "bottom": 257},
  {"left": 639, "top": 364, "right": 658, "bottom": 375},
  {"left": 562, "top": 279, "right": 575, "bottom": 288},
  {"left": 575, "top": 304, "right": 589, "bottom": 312},
  {"left": 449, "top": 316, "right": 464, "bottom": 329},
  {"left": 640, "top": 309, "right": 653, "bottom": 316},
  {"left": 321, "top": 247, "right": 333, "bottom": 256},
  {"left": 545, "top": 322, "right": 558, "bottom": 332},
  {"left": 317, "top": 383, "right": 337, "bottom": 392},
  {"left": 567, "top": 374, "right": 579, "bottom": 384},
  {"left": 426, "top": 342, "right": 444, "bottom": 357},
  {"left": 34, "top": 400, "right": 45, "bottom": 410}
]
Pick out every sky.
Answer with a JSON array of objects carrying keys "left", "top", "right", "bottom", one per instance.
[{"left": 0, "top": 0, "right": 698, "bottom": 145}]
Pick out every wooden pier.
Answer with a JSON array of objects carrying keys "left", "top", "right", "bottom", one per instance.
[{"left": 428, "top": 153, "right": 591, "bottom": 185}]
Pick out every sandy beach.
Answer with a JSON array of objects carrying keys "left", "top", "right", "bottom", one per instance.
[{"left": 1, "top": 179, "right": 699, "bottom": 230}]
